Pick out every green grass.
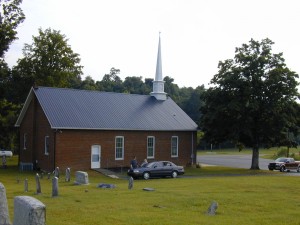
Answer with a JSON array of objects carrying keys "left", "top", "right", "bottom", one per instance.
[{"left": 1, "top": 156, "right": 300, "bottom": 225}]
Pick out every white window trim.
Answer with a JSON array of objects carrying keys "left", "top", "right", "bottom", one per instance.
[
  {"left": 147, "top": 136, "right": 155, "bottom": 159},
  {"left": 115, "top": 136, "right": 124, "bottom": 160},
  {"left": 44, "top": 136, "right": 49, "bottom": 155},
  {"left": 171, "top": 136, "right": 178, "bottom": 157}
]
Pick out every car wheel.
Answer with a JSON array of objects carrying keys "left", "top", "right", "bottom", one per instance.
[
  {"left": 143, "top": 172, "right": 150, "bottom": 180},
  {"left": 171, "top": 171, "right": 178, "bottom": 178},
  {"left": 297, "top": 167, "right": 300, "bottom": 173},
  {"left": 280, "top": 166, "right": 285, "bottom": 172},
  {"left": 269, "top": 168, "right": 273, "bottom": 171}
]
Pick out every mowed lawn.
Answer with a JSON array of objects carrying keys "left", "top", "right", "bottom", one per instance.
[{"left": 1, "top": 156, "right": 299, "bottom": 225}]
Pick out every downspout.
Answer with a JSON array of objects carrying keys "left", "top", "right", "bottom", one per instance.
[
  {"left": 53, "top": 129, "right": 56, "bottom": 171},
  {"left": 191, "top": 131, "right": 194, "bottom": 166}
]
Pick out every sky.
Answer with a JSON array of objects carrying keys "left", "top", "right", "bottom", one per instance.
[{"left": 5, "top": 0, "right": 300, "bottom": 88}]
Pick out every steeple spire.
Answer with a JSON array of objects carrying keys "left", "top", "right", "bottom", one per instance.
[
  {"left": 151, "top": 33, "right": 167, "bottom": 101},
  {"left": 155, "top": 32, "right": 162, "bottom": 81}
]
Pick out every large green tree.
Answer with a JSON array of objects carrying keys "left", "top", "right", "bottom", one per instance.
[
  {"left": 0, "top": 0, "right": 25, "bottom": 58},
  {"left": 12, "top": 27, "right": 83, "bottom": 101},
  {"left": 200, "top": 38, "right": 299, "bottom": 169},
  {"left": 0, "top": 0, "right": 24, "bottom": 150}
]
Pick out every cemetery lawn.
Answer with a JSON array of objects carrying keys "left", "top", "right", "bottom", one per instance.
[{"left": 1, "top": 156, "right": 300, "bottom": 225}]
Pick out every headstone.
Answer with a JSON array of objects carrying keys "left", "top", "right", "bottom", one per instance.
[
  {"left": 52, "top": 177, "right": 59, "bottom": 197},
  {"left": 47, "top": 173, "right": 51, "bottom": 179},
  {"left": 24, "top": 179, "right": 28, "bottom": 192},
  {"left": 13, "top": 196, "right": 46, "bottom": 225},
  {"left": 143, "top": 187, "right": 155, "bottom": 191},
  {"left": 2, "top": 155, "right": 7, "bottom": 168},
  {"left": 74, "top": 171, "right": 89, "bottom": 185},
  {"left": 207, "top": 201, "right": 218, "bottom": 215},
  {"left": 97, "top": 183, "right": 116, "bottom": 189},
  {"left": 35, "top": 173, "right": 41, "bottom": 194},
  {"left": 65, "top": 168, "right": 71, "bottom": 182},
  {"left": 128, "top": 177, "right": 133, "bottom": 190},
  {"left": 54, "top": 167, "right": 59, "bottom": 178},
  {"left": 0, "top": 183, "right": 11, "bottom": 225},
  {"left": 40, "top": 173, "right": 44, "bottom": 179}
]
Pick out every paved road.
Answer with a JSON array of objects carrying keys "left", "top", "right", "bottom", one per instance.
[
  {"left": 197, "top": 153, "right": 300, "bottom": 176},
  {"left": 197, "top": 154, "right": 273, "bottom": 170}
]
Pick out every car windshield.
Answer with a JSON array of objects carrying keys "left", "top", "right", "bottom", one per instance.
[
  {"left": 143, "top": 162, "right": 156, "bottom": 168},
  {"left": 275, "top": 158, "right": 288, "bottom": 162}
]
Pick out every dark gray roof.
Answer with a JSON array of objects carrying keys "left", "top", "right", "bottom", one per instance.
[{"left": 16, "top": 87, "right": 198, "bottom": 131}]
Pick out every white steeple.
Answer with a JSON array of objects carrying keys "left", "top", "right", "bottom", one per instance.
[{"left": 151, "top": 33, "right": 167, "bottom": 101}]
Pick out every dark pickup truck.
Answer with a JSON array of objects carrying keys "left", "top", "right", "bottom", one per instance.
[{"left": 268, "top": 157, "right": 300, "bottom": 172}]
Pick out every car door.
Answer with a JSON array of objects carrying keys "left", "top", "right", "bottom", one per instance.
[
  {"left": 162, "top": 161, "right": 173, "bottom": 176},
  {"left": 151, "top": 162, "right": 164, "bottom": 177}
]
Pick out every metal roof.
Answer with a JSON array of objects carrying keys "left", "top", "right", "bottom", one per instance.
[{"left": 16, "top": 86, "right": 198, "bottom": 131}]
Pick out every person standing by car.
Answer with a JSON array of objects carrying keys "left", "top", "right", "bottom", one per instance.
[
  {"left": 141, "top": 159, "right": 148, "bottom": 167},
  {"left": 130, "top": 156, "right": 138, "bottom": 169}
]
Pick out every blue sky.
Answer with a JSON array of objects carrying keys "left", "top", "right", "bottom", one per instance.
[{"left": 5, "top": 0, "right": 300, "bottom": 88}]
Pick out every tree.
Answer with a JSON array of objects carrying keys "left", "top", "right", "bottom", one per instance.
[
  {"left": 97, "top": 67, "right": 123, "bottom": 92},
  {"left": 0, "top": 98, "right": 20, "bottom": 150},
  {"left": 0, "top": 0, "right": 25, "bottom": 58},
  {"left": 123, "top": 76, "right": 144, "bottom": 94},
  {"left": 200, "top": 38, "right": 299, "bottom": 169},
  {"left": 80, "top": 75, "right": 97, "bottom": 90},
  {"left": 163, "top": 76, "right": 180, "bottom": 101},
  {"left": 12, "top": 27, "right": 83, "bottom": 100},
  {"left": 179, "top": 85, "right": 205, "bottom": 125}
]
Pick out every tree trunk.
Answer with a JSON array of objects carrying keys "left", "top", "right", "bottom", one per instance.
[{"left": 250, "top": 146, "right": 260, "bottom": 170}]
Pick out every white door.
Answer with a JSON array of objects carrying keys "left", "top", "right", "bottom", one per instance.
[{"left": 91, "top": 145, "right": 101, "bottom": 169}]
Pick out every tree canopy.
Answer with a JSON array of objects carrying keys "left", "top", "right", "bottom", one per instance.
[
  {"left": 0, "top": 0, "right": 25, "bottom": 58},
  {"left": 200, "top": 38, "right": 300, "bottom": 169},
  {"left": 12, "top": 27, "right": 83, "bottom": 101}
]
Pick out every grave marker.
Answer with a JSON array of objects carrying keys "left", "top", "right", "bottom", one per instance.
[
  {"left": 35, "top": 174, "right": 41, "bottom": 194},
  {"left": 0, "top": 183, "right": 10, "bottom": 225},
  {"left": 74, "top": 171, "right": 89, "bottom": 185},
  {"left": 52, "top": 177, "right": 59, "bottom": 197},
  {"left": 13, "top": 196, "right": 46, "bottom": 225}
]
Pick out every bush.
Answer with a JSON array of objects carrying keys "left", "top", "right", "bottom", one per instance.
[{"left": 275, "top": 148, "right": 288, "bottom": 157}]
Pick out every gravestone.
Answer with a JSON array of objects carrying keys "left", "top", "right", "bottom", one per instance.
[
  {"left": 128, "top": 177, "right": 133, "bottom": 190},
  {"left": 47, "top": 173, "right": 51, "bottom": 179},
  {"left": 74, "top": 171, "right": 89, "bottom": 185},
  {"left": 35, "top": 173, "right": 41, "bottom": 194},
  {"left": 207, "top": 201, "right": 218, "bottom": 215},
  {"left": 0, "top": 183, "right": 11, "bottom": 225},
  {"left": 54, "top": 167, "right": 60, "bottom": 178},
  {"left": 65, "top": 168, "right": 71, "bottom": 182},
  {"left": 97, "top": 183, "right": 116, "bottom": 189},
  {"left": 13, "top": 196, "right": 46, "bottom": 225},
  {"left": 24, "top": 179, "right": 28, "bottom": 192},
  {"left": 52, "top": 177, "right": 59, "bottom": 197},
  {"left": 2, "top": 155, "right": 7, "bottom": 168},
  {"left": 143, "top": 187, "right": 155, "bottom": 191}
]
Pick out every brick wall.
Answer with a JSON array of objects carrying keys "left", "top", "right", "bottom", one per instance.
[
  {"left": 55, "top": 129, "right": 196, "bottom": 171},
  {"left": 19, "top": 96, "right": 54, "bottom": 171}
]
